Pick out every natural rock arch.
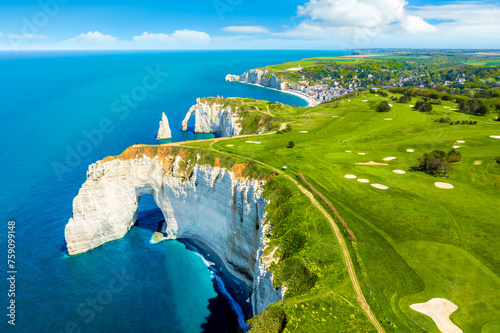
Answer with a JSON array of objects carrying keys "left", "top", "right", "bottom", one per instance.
[{"left": 65, "top": 152, "right": 283, "bottom": 314}]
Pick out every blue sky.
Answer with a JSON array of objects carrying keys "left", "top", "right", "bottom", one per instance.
[{"left": 1, "top": 0, "right": 499, "bottom": 50}]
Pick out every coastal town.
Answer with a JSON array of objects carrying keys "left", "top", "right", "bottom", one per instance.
[{"left": 228, "top": 52, "right": 500, "bottom": 106}]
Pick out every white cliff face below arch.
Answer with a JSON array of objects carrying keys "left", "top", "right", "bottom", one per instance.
[
  {"left": 181, "top": 98, "right": 242, "bottom": 136},
  {"left": 64, "top": 153, "right": 282, "bottom": 314}
]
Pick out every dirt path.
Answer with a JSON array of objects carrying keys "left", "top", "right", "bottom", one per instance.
[{"left": 167, "top": 134, "right": 384, "bottom": 333}]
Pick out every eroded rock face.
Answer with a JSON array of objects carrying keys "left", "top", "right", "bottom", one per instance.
[
  {"left": 226, "top": 69, "right": 283, "bottom": 90},
  {"left": 65, "top": 153, "right": 282, "bottom": 314},
  {"left": 181, "top": 98, "right": 242, "bottom": 136},
  {"left": 157, "top": 112, "right": 172, "bottom": 139}
]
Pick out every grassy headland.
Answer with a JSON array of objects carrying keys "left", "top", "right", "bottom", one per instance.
[{"left": 182, "top": 91, "right": 500, "bottom": 332}]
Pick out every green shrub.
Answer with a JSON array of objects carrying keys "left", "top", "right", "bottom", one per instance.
[
  {"left": 274, "top": 258, "right": 318, "bottom": 297},
  {"left": 398, "top": 94, "right": 411, "bottom": 103},
  {"left": 447, "top": 149, "right": 462, "bottom": 163},
  {"left": 377, "top": 101, "right": 391, "bottom": 112},
  {"left": 248, "top": 307, "right": 287, "bottom": 333},
  {"left": 287, "top": 141, "right": 295, "bottom": 148},
  {"left": 414, "top": 150, "right": 453, "bottom": 177}
]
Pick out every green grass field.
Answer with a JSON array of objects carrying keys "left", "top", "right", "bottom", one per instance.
[
  {"left": 183, "top": 92, "right": 500, "bottom": 332},
  {"left": 265, "top": 57, "right": 358, "bottom": 70},
  {"left": 464, "top": 59, "right": 500, "bottom": 66}
]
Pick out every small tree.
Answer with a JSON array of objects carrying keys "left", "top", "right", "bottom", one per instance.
[
  {"left": 421, "top": 102, "right": 433, "bottom": 113},
  {"left": 377, "top": 101, "right": 391, "bottom": 112},
  {"left": 447, "top": 149, "right": 462, "bottom": 163},
  {"left": 414, "top": 150, "right": 453, "bottom": 177},
  {"left": 287, "top": 141, "right": 295, "bottom": 148}
]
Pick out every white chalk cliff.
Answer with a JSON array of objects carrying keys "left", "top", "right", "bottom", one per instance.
[
  {"left": 157, "top": 112, "right": 172, "bottom": 139},
  {"left": 65, "top": 149, "right": 282, "bottom": 314},
  {"left": 226, "top": 69, "right": 284, "bottom": 90},
  {"left": 182, "top": 98, "right": 242, "bottom": 137}
]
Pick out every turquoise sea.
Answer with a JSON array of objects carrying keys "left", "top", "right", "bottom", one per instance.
[{"left": 0, "top": 50, "right": 344, "bottom": 332}]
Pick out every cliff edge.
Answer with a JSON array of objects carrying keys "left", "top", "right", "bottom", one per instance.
[
  {"left": 226, "top": 69, "right": 284, "bottom": 90},
  {"left": 182, "top": 97, "right": 242, "bottom": 136},
  {"left": 64, "top": 145, "right": 282, "bottom": 314}
]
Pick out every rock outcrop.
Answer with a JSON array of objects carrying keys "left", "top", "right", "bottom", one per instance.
[
  {"left": 65, "top": 147, "right": 282, "bottom": 314},
  {"left": 157, "top": 112, "right": 172, "bottom": 139},
  {"left": 182, "top": 98, "right": 242, "bottom": 137},
  {"left": 226, "top": 69, "right": 283, "bottom": 90}
]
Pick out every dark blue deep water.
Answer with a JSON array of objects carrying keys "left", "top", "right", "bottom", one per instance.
[{"left": 0, "top": 50, "right": 344, "bottom": 333}]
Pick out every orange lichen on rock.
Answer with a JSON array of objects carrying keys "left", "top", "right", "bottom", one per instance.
[
  {"left": 97, "top": 144, "right": 273, "bottom": 181},
  {"left": 231, "top": 163, "right": 248, "bottom": 179}
]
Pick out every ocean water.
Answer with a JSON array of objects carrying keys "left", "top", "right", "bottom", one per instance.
[{"left": 0, "top": 50, "right": 345, "bottom": 333}]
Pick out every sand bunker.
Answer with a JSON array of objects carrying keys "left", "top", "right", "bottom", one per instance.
[
  {"left": 389, "top": 104, "right": 393, "bottom": 107},
  {"left": 299, "top": 131, "right": 308, "bottom": 133},
  {"left": 456, "top": 140, "right": 465, "bottom": 143},
  {"left": 345, "top": 174, "right": 357, "bottom": 179},
  {"left": 435, "top": 182, "right": 454, "bottom": 189},
  {"left": 383, "top": 157, "right": 397, "bottom": 161},
  {"left": 408, "top": 105, "right": 415, "bottom": 107},
  {"left": 452, "top": 146, "right": 460, "bottom": 149},
  {"left": 443, "top": 106, "right": 450, "bottom": 109},
  {"left": 332, "top": 116, "right": 339, "bottom": 118},
  {"left": 356, "top": 161, "right": 388, "bottom": 166},
  {"left": 357, "top": 179, "right": 370, "bottom": 183},
  {"left": 358, "top": 153, "right": 366, "bottom": 155},
  {"left": 246, "top": 141, "right": 261, "bottom": 144},
  {"left": 384, "top": 118, "right": 393, "bottom": 121},
  {"left": 371, "top": 184, "right": 389, "bottom": 190},
  {"left": 407, "top": 149, "right": 415, "bottom": 153},
  {"left": 226, "top": 145, "right": 234, "bottom": 147},
  {"left": 345, "top": 151, "right": 352, "bottom": 153},
  {"left": 474, "top": 160, "right": 482, "bottom": 165},
  {"left": 393, "top": 170, "right": 406, "bottom": 174},
  {"left": 410, "top": 298, "right": 462, "bottom": 333},
  {"left": 490, "top": 135, "right": 500, "bottom": 139}
]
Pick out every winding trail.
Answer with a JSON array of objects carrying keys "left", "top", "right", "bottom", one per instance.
[{"left": 161, "top": 133, "right": 385, "bottom": 333}]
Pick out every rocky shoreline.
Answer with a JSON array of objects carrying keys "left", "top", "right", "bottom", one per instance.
[{"left": 226, "top": 70, "right": 319, "bottom": 107}]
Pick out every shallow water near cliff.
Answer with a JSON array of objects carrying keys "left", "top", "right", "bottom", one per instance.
[{"left": 0, "top": 50, "right": 344, "bottom": 332}]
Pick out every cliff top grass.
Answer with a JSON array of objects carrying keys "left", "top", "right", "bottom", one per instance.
[
  {"left": 199, "top": 96, "right": 298, "bottom": 135},
  {"left": 200, "top": 91, "right": 500, "bottom": 332},
  {"left": 264, "top": 57, "right": 358, "bottom": 71},
  {"left": 99, "top": 144, "right": 276, "bottom": 181}
]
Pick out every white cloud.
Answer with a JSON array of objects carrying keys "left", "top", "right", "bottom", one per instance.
[
  {"left": 297, "top": 0, "right": 406, "bottom": 29},
  {"left": 401, "top": 15, "right": 437, "bottom": 34},
  {"left": 411, "top": 4, "right": 500, "bottom": 36},
  {"left": 133, "top": 30, "right": 211, "bottom": 47},
  {"left": 63, "top": 31, "right": 120, "bottom": 45},
  {"left": 221, "top": 26, "right": 270, "bottom": 34},
  {"left": 284, "top": 0, "right": 439, "bottom": 47}
]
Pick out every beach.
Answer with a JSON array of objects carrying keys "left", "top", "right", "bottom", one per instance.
[{"left": 236, "top": 81, "right": 319, "bottom": 107}]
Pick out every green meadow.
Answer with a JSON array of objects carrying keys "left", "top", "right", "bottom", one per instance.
[
  {"left": 183, "top": 92, "right": 500, "bottom": 332},
  {"left": 464, "top": 59, "right": 500, "bottom": 66},
  {"left": 265, "top": 57, "right": 358, "bottom": 70}
]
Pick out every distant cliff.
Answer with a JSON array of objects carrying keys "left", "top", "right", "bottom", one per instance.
[
  {"left": 226, "top": 69, "right": 283, "bottom": 90},
  {"left": 64, "top": 146, "right": 283, "bottom": 315},
  {"left": 182, "top": 98, "right": 242, "bottom": 137}
]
